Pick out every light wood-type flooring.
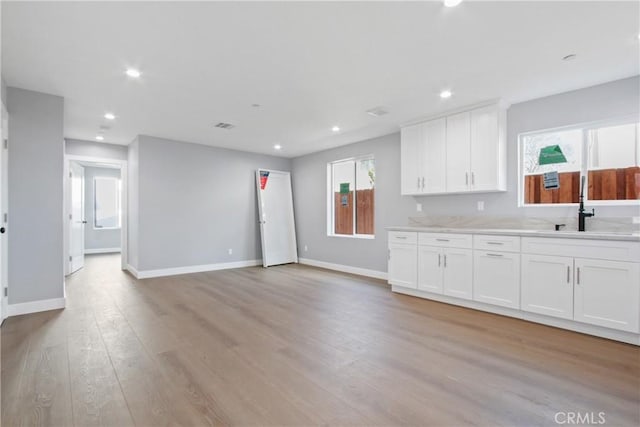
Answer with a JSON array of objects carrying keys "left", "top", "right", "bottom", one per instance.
[{"left": 2, "top": 254, "right": 639, "bottom": 426}]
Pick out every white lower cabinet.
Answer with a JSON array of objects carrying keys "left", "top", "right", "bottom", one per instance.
[
  {"left": 473, "top": 250, "right": 520, "bottom": 309},
  {"left": 521, "top": 254, "right": 574, "bottom": 320},
  {"left": 417, "top": 245, "right": 443, "bottom": 293},
  {"left": 574, "top": 258, "right": 640, "bottom": 333},
  {"left": 442, "top": 248, "right": 473, "bottom": 300},
  {"left": 388, "top": 242, "right": 417, "bottom": 289}
]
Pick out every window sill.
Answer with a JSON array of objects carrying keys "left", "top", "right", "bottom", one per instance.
[
  {"left": 94, "top": 227, "right": 122, "bottom": 231},
  {"left": 327, "top": 234, "right": 375, "bottom": 240}
]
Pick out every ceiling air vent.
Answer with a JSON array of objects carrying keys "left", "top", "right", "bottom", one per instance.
[
  {"left": 214, "top": 122, "right": 235, "bottom": 129},
  {"left": 366, "top": 106, "right": 388, "bottom": 117}
]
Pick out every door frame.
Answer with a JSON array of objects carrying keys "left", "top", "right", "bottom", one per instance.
[
  {"left": 64, "top": 154, "right": 128, "bottom": 275},
  {"left": 1, "top": 102, "right": 8, "bottom": 321}
]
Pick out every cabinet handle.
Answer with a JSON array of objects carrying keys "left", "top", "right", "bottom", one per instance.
[
  {"left": 417, "top": 177, "right": 420, "bottom": 190},
  {"left": 436, "top": 238, "right": 449, "bottom": 242},
  {"left": 443, "top": 254, "right": 447, "bottom": 267},
  {"left": 388, "top": 249, "right": 390, "bottom": 260},
  {"left": 471, "top": 172, "right": 475, "bottom": 185},
  {"left": 567, "top": 266, "right": 570, "bottom": 283},
  {"left": 465, "top": 172, "right": 469, "bottom": 186},
  {"left": 438, "top": 253, "right": 441, "bottom": 267},
  {"left": 486, "top": 253, "right": 503, "bottom": 257},
  {"left": 487, "top": 242, "right": 504, "bottom": 245},
  {"left": 576, "top": 267, "right": 580, "bottom": 285},
  {"left": 421, "top": 177, "right": 425, "bottom": 190},
  {"left": 396, "top": 236, "right": 407, "bottom": 240}
]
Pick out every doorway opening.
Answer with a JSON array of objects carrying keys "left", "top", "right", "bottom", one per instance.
[{"left": 64, "top": 155, "right": 127, "bottom": 276}]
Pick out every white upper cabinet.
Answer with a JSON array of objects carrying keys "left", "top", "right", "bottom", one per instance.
[{"left": 401, "top": 102, "right": 506, "bottom": 195}]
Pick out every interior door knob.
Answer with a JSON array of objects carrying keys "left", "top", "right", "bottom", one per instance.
[{"left": 0, "top": 227, "right": 5, "bottom": 234}]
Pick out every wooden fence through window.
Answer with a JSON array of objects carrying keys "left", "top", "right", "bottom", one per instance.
[{"left": 334, "top": 189, "right": 374, "bottom": 235}]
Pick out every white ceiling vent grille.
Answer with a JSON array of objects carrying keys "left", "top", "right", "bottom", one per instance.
[
  {"left": 366, "top": 106, "right": 388, "bottom": 117},
  {"left": 214, "top": 122, "right": 235, "bottom": 129}
]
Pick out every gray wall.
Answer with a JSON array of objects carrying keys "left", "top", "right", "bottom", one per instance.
[
  {"left": 1, "top": 78, "right": 7, "bottom": 108},
  {"left": 291, "top": 76, "right": 640, "bottom": 273},
  {"left": 127, "top": 138, "right": 139, "bottom": 269},
  {"left": 7, "top": 87, "right": 64, "bottom": 304},
  {"left": 65, "top": 138, "right": 128, "bottom": 161},
  {"left": 413, "top": 75, "right": 640, "bottom": 219},
  {"left": 292, "top": 133, "right": 415, "bottom": 273},
  {"left": 128, "top": 135, "right": 290, "bottom": 271},
  {"left": 84, "top": 166, "right": 121, "bottom": 251}
]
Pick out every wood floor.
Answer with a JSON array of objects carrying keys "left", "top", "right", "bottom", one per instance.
[{"left": 2, "top": 254, "right": 639, "bottom": 426}]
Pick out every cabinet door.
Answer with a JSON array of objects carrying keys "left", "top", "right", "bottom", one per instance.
[
  {"left": 400, "top": 124, "right": 422, "bottom": 195},
  {"left": 417, "top": 246, "right": 443, "bottom": 294},
  {"left": 445, "top": 112, "right": 471, "bottom": 193},
  {"left": 574, "top": 258, "right": 640, "bottom": 333},
  {"left": 388, "top": 243, "right": 417, "bottom": 288},
  {"left": 521, "top": 254, "right": 573, "bottom": 320},
  {"left": 422, "top": 118, "right": 447, "bottom": 193},
  {"left": 473, "top": 251, "right": 520, "bottom": 309},
  {"left": 470, "top": 105, "right": 500, "bottom": 191},
  {"left": 442, "top": 248, "right": 473, "bottom": 300}
]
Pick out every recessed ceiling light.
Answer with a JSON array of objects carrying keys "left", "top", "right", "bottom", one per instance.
[
  {"left": 332, "top": 126, "right": 340, "bottom": 132},
  {"left": 104, "top": 113, "right": 116, "bottom": 120},
  {"left": 440, "top": 90, "right": 453, "bottom": 99},
  {"left": 637, "top": 33, "right": 640, "bottom": 40},
  {"left": 274, "top": 144, "right": 282, "bottom": 150},
  {"left": 444, "top": 0, "right": 463, "bottom": 7},
  {"left": 562, "top": 54, "right": 577, "bottom": 61},
  {"left": 125, "top": 68, "right": 141, "bottom": 78},
  {"left": 95, "top": 135, "right": 104, "bottom": 141}
]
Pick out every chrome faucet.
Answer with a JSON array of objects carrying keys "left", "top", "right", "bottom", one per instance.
[{"left": 578, "top": 176, "right": 594, "bottom": 232}]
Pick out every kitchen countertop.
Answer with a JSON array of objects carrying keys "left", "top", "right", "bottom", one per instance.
[{"left": 386, "top": 226, "right": 640, "bottom": 242}]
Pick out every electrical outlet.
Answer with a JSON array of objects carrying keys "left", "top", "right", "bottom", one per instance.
[
  {"left": 416, "top": 203, "right": 422, "bottom": 212},
  {"left": 304, "top": 245, "right": 308, "bottom": 252},
  {"left": 477, "top": 201, "right": 485, "bottom": 211},
  {"left": 228, "top": 248, "right": 233, "bottom": 255}
]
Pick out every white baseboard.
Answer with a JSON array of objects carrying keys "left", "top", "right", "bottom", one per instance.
[
  {"left": 126, "top": 264, "right": 140, "bottom": 279},
  {"left": 132, "top": 259, "right": 263, "bottom": 279},
  {"left": 7, "top": 297, "right": 66, "bottom": 317},
  {"left": 298, "top": 258, "right": 387, "bottom": 280},
  {"left": 85, "top": 247, "right": 121, "bottom": 254}
]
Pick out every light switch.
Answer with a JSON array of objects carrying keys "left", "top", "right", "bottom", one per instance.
[
  {"left": 477, "top": 201, "right": 485, "bottom": 211},
  {"left": 416, "top": 203, "right": 422, "bottom": 212}
]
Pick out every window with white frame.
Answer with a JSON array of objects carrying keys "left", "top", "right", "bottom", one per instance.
[
  {"left": 519, "top": 118, "right": 640, "bottom": 205},
  {"left": 328, "top": 156, "right": 375, "bottom": 237},
  {"left": 94, "top": 177, "right": 121, "bottom": 229}
]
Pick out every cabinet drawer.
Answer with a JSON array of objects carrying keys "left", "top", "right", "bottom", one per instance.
[
  {"left": 474, "top": 235, "right": 520, "bottom": 253},
  {"left": 522, "top": 237, "right": 640, "bottom": 262},
  {"left": 388, "top": 231, "right": 417, "bottom": 245},
  {"left": 419, "top": 233, "right": 472, "bottom": 249}
]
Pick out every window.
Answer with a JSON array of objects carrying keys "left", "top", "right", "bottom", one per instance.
[
  {"left": 519, "top": 119, "right": 640, "bottom": 205},
  {"left": 328, "top": 156, "right": 375, "bottom": 237},
  {"left": 94, "top": 177, "right": 121, "bottom": 229}
]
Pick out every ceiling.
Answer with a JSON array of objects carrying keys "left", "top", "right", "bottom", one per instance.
[{"left": 2, "top": 1, "right": 639, "bottom": 158}]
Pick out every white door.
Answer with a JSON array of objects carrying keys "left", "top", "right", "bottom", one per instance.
[
  {"left": 69, "top": 162, "right": 85, "bottom": 273},
  {"left": 422, "top": 118, "right": 447, "bottom": 193},
  {"left": 256, "top": 169, "right": 298, "bottom": 267},
  {"left": 574, "top": 258, "right": 640, "bottom": 333},
  {"left": 445, "top": 111, "right": 471, "bottom": 193},
  {"left": 442, "top": 248, "right": 473, "bottom": 300},
  {"left": 388, "top": 243, "right": 417, "bottom": 288},
  {"left": 417, "top": 245, "right": 443, "bottom": 293},
  {"left": 470, "top": 105, "right": 500, "bottom": 191},
  {"left": 400, "top": 124, "right": 422, "bottom": 195},
  {"left": 521, "top": 254, "right": 574, "bottom": 320},
  {"left": 0, "top": 103, "right": 8, "bottom": 321},
  {"left": 473, "top": 250, "right": 520, "bottom": 309}
]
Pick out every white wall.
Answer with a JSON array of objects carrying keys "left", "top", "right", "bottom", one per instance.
[
  {"left": 66, "top": 138, "right": 128, "bottom": 161},
  {"left": 128, "top": 135, "right": 291, "bottom": 273},
  {"left": 7, "top": 87, "right": 64, "bottom": 304}
]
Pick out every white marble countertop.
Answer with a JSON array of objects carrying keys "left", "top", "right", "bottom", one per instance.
[{"left": 386, "top": 226, "right": 640, "bottom": 242}]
